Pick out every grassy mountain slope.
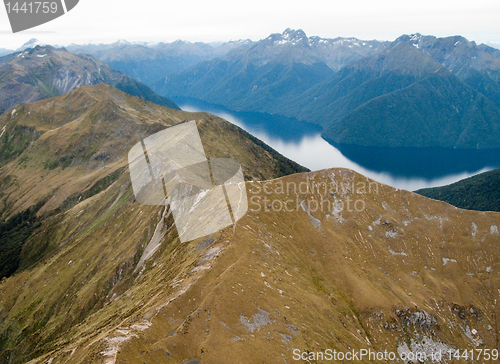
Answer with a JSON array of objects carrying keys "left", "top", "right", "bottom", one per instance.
[
  {"left": 416, "top": 168, "right": 500, "bottom": 212},
  {"left": 1, "top": 166, "right": 498, "bottom": 364},
  {"left": 0, "top": 84, "right": 308, "bottom": 363},
  {"left": 0, "top": 87, "right": 499, "bottom": 364},
  {"left": 0, "top": 45, "right": 179, "bottom": 114},
  {"left": 0, "top": 83, "right": 307, "bottom": 270},
  {"left": 116, "top": 170, "right": 500, "bottom": 363}
]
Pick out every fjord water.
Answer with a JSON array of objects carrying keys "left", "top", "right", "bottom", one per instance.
[{"left": 174, "top": 97, "right": 500, "bottom": 191}]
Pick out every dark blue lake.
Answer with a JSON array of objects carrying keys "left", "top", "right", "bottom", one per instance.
[{"left": 173, "top": 96, "right": 500, "bottom": 191}]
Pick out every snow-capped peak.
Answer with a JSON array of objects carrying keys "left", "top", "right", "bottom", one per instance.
[
  {"left": 17, "top": 38, "right": 44, "bottom": 51},
  {"left": 409, "top": 33, "right": 422, "bottom": 42},
  {"left": 115, "top": 39, "right": 131, "bottom": 46},
  {"left": 269, "top": 28, "right": 308, "bottom": 46},
  {"left": 392, "top": 33, "right": 425, "bottom": 49},
  {"left": 409, "top": 33, "right": 423, "bottom": 48},
  {"left": 308, "top": 36, "right": 368, "bottom": 48},
  {"left": 227, "top": 39, "right": 252, "bottom": 45}
]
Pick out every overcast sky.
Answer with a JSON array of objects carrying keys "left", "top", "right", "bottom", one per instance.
[{"left": 1, "top": 0, "right": 499, "bottom": 49}]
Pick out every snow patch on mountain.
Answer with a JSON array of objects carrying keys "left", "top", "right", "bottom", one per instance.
[{"left": 17, "top": 38, "right": 44, "bottom": 51}]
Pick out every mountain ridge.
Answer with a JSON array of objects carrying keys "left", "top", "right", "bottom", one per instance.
[
  {"left": 0, "top": 45, "right": 179, "bottom": 114},
  {"left": 157, "top": 30, "right": 500, "bottom": 149},
  {"left": 1, "top": 31, "right": 500, "bottom": 364},
  {"left": 1, "top": 163, "right": 499, "bottom": 363},
  {"left": 416, "top": 167, "right": 500, "bottom": 212},
  {"left": 66, "top": 38, "right": 255, "bottom": 87},
  {"left": 154, "top": 29, "right": 389, "bottom": 116}
]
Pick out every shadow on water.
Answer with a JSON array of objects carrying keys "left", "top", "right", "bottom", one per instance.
[
  {"left": 173, "top": 96, "right": 500, "bottom": 190},
  {"left": 172, "top": 96, "right": 321, "bottom": 143},
  {"left": 331, "top": 143, "right": 500, "bottom": 179}
]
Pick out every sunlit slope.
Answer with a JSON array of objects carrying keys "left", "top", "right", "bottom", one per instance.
[
  {"left": 0, "top": 84, "right": 308, "bottom": 363},
  {"left": 4, "top": 168, "right": 498, "bottom": 363},
  {"left": 110, "top": 169, "right": 500, "bottom": 364},
  {"left": 0, "top": 84, "right": 306, "bottom": 218},
  {"left": 0, "top": 85, "right": 498, "bottom": 364}
]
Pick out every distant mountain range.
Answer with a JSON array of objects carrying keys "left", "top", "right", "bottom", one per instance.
[
  {"left": 2, "top": 35, "right": 500, "bottom": 364},
  {"left": 6, "top": 32, "right": 500, "bottom": 149},
  {"left": 0, "top": 38, "right": 45, "bottom": 56},
  {"left": 0, "top": 49, "right": 12, "bottom": 57},
  {"left": 154, "top": 29, "right": 388, "bottom": 114},
  {"left": 416, "top": 167, "right": 500, "bottom": 212},
  {"left": 66, "top": 38, "right": 254, "bottom": 86},
  {"left": 297, "top": 35, "right": 500, "bottom": 148},
  {"left": 155, "top": 29, "right": 500, "bottom": 149},
  {"left": 0, "top": 45, "right": 179, "bottom": 114},
  {"left": 486, "top": 42, "right": 500, "bottom": 50}
]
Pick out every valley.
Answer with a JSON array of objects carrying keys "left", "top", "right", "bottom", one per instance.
[
  {"left": 155, "top": 30, "right": 500, "bottom": 152},
  {"left": 176, "top": 97, "right": 500, "bottom": 191},
  {"left": 68, "top": 28, "right": 500, "bottom": 192},
  {"left": 0, "top": 28, "right": 499, "bottom": 364}
]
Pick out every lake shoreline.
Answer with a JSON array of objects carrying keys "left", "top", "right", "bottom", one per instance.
[{"left": 173, "top": 96, "right": 500, "bottom": 191}]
